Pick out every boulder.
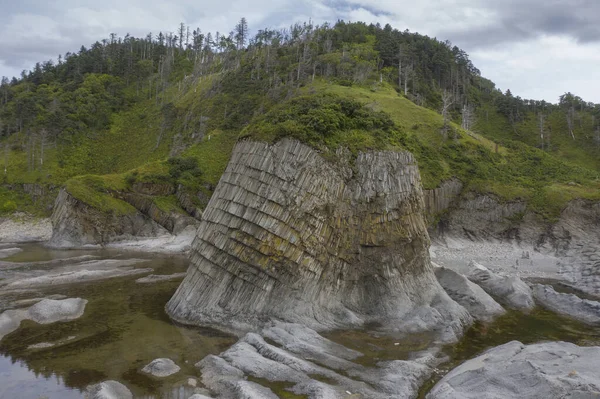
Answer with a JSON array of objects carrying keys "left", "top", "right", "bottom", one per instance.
[
  {"left": 531, "top": 284, "right": 600, "bottom": 325},
  {"left": 141, "top": 358, "right": 181, "bottom": 377},
  {"left": 0, "top": 298, "right": 87, "bottom": 341},
  {"left": 435, "top": 266, "right": 505, "bottom": 322},
  {"left": 85, "top": 380, "right": 133, "bottom": 399},
  {"left": 467, "top": 261, "right": 534, "bottom": 311},
  {"left": 427, "top": 341, "right": 600, "bottom": 399}
]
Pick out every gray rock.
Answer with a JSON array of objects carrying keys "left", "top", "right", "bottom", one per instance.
[
  {"left": 27, "top": 298, "right": 88, "bottom": 324},
  {"left": 0, "top": 298, "right": 87, "bottom": 341},
  {"left": 167, "top": 139, "right": 471, "bottom": 339},
  {"left": 0, "top": 247, "right": 22, "bottom": 259},
  {"left": 135, "top": 273, "right": 187, "bottom": 284},
  {"left": 198, "top": 322, "right": 439, "bottom": 399},
  {"left": 141, "top": 358, "right": 181, "bottom": 377},
  {"left": 1, "top": 259, "right": 152, "bottom": 290},
  {"left": 188, "top": 395, "right": 214, "bottom": 399},
  {"left": 532, "top": 284, "right": 600, "bottom": 325},
  {"left": 427, "top": 341, "right": 600, "bottom": 399},
  {"left": 49, "top": 189, "right": 169, "bottom": 248},
  {"left": 85, "top": 380, "right": 133, "bottom": 399},
  {"left": 435, "top": 266, "right": 505, "bottom": 322},
  {"left": 467, "top": 261, "right": 535, "bottom": 311}
]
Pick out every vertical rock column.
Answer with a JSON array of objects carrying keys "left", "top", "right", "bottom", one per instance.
[{"left": 167, "top": 139, "right": 470, "bottom": 337}]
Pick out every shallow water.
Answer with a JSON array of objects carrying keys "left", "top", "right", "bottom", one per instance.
[
  {"left": 2, "top": 244, "right": 600, "bottom": 399},
  {"left": 0, "top": 244, "right": 236, "bottom": 399}
]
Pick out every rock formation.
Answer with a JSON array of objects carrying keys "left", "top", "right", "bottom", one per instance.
[
  {"left": 50, "top": 189, "right": 168, "bottom": 247},
  {"left": 167, "top": 139, "right": 470, "bottom": 338},
  {"left": 467, "top": 261, "right": 535, "bottom": 311},
  {"left": 531, "top": 284, "right": 600, "bottom": 325},
  {"left": 198, "top": 321, "right": 440, "bottom": 399},
  {"left": 427, "top": 341, "right": 600, "bottom": 399},
  {"left": 434, "top": 266, "right": 505, "bottom": 322}
]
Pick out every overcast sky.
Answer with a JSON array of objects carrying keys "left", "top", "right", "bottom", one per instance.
[{"left": 1, "top": 0, "right": 599, "bottom": 103}]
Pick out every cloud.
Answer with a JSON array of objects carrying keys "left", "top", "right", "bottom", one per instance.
[{"left": 0, "top": 0, "right": 598, "bottom": 103}]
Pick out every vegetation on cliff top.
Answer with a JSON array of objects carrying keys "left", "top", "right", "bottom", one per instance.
[{"left": 0, "top": 19, "right": 598, "bottom": 219}]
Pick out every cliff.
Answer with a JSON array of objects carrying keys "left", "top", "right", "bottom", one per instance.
[
  {"left": 49, "top": 189, "right": 168, "bottom": 247},
  {"left": 166, "top": 139, "right": 470, "bottom": 338}
]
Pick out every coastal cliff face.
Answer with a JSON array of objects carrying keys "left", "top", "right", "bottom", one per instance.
[
  {"left": 166, "top": 139, "right": 470, "bottom": 337},
  {"left": 49, "top": 189, "right": 168, "bottom": 247}
]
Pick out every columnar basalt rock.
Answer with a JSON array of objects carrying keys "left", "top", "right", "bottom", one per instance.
[
  {"left": 167, "top": 139, "right": 471, "bottom": 338},
  {"left": 49, "top": 189, "right": 168, "bottom": 247}
]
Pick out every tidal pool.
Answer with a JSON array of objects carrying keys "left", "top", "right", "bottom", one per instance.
[
  {"left": 0, "top": 244, "right": 236, "bottom": 399},
  {"left": 2, "top": 244, "right": 600, "bottom": 399}
]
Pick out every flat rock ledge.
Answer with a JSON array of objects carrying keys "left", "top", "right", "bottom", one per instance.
[
  {"left": 0, "top": 298, "right": 87, "bottom": 341},
  {"left": 427, "top": 341, "right": 600, "bottom": 399},
  {"left": 198, "top": 321, "right": 440, "bottom": 399},
  {"left": 531, "top": 283, "right": 600, "bottom": 325},
  {"left": 141, "top": 358, "right": 181, "bottom": 377},
  {"left": 85, "top": 380, "right": 133, "bottom": 399},
  {"left": 135, "top": 273, "right": 187, "bottom": 284},
  {"left": 435, "top": 266, "right": 505, "bottom": 322},
  {"left": 467, "top": 261, "right": 535, "bottom": 311}
]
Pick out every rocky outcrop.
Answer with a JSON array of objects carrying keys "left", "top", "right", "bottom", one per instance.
[
  {"left": 142, "top": 358, "right": 181, "bottom": 377},
  {"left": 199, "top": 321, "right": 440, "bottom": 399},
  {"left": 167, "top": 139, "right": 470, "bottom": 338},
  {"left": 0, "top": 298, "right": 87, "bottom": 341},
  {"left": 120, "top": 191, "right": 198, "bottom": 234},
  {"left": 467, "top": 262, "right": 535, "bottom": 311},
  {"left": 531, "top": 284, "right": 600, "bottom": 325},
  {"left": 49, "top": 189, "right": 168, "bottom": 247},
  {"left": 427, "top": 341, "right": 600, "bottom": 399},
  {"left": 434, "top": 192, "right": 528, "bottom": 240},
  {"left": 434, "top": 266, "right": 505, "bottom": 322},
  {"left": 423, "top": 179, "right": 463, "bottom": 222},
  {"left": 85, "top": 380, "right": 133, "bottom": 399}
]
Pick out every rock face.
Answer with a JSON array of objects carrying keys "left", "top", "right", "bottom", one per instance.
[
  {"left": 435, "top": 266, "right": 505, "bottom": 322},
  {"left": 423, "top": 179, "right": 463, "bottom": 223},
  {"left": 199, "top": 321, "right": 439, "bottom": 399},
  {"left": 531, "top": 284, "right": 600, "bottom": 325},
  {"left": 49, "top": 186, "right": 200, "bottom": 248},
  {"left": 167, "top": 139, "right": 470, "bottom": 337},
  {"left": 50, "top": 189, "right": 167, "bottom": 247},
  {"left": 427, "top": 341, "right": 600, "bottom": 399},
  {"left": 141, "top": 358, "right": 181, "bottom": 377},
  {"left": 467, "top": 262, "right": 535, "bottom": 311}
]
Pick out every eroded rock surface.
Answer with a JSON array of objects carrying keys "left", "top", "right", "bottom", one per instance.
[
  {"left": 0, "top": 298, "right": 87, "bottom": 341},
  {"left": 142, "top": 358, "right": 181, "bottom": 377},
  {"left": 85, "top": 380, "right": 133, "bottom": 399},
  {"left": 167, "top": 139, "right": 470, "bottom": 338},
  {"left": 532, "top": 284, "right": 600, "bottom": 325},
  {"left": 427, "top": 341, "right": 600, "bottom": 399},
  {"left": 435, "top": 266, "right": 505, "bottom": 322},
  {"left": 50, "top": 189, "right": 168, "bottom": 248},
  {"left": 136, "top": 273, "right": 187, "bottom": 284},
  {"left": 467, "top": 262, "right": 534, "bottom": 311},
  {"left": 198, "top": 321, "right": 439, "bottom": 399}
]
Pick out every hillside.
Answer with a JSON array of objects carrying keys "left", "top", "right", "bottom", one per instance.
[{"left": 0, "top": 20, "right": 598, "bottom": 223}]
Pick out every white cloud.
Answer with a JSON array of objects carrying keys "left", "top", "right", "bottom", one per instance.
[{"left": 0, "top": 0, "right": 598, "bottom": 103}]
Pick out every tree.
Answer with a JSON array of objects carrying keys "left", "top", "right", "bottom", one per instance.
[
  {"left": 235, "top": 17, "right": 249, "bottom": 50},
  {"left": 461, "top": 103, "right": 475, "bottom": 131},
  {"left": 441, "top": 90, "right": 454, "bottom": 137}
]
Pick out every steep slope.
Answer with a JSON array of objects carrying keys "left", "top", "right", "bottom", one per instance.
[{"left": 166, "top": 139, "right": 471, "bottom": 338}]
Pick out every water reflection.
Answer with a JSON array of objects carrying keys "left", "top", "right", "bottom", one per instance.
[{"left": 0, "top": 244, "right": 236, "bottom": 399}]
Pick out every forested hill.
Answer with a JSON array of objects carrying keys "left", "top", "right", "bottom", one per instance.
[{"left": 0, "top": 19, "right": 599, "bottom": 218}]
